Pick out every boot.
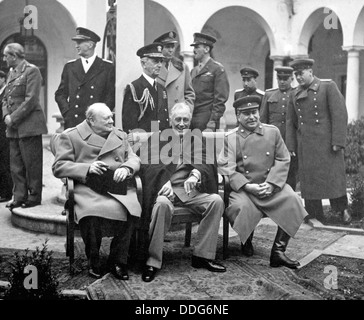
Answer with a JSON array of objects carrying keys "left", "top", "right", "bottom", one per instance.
[
  {"left": 270, "top": 227, "right": 300, "bottom": 269},
  {"left": 241, "top": 231, "right": 254, "bottom": 257}
]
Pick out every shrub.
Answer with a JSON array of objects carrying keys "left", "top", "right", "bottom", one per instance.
[
  {"left": 349, "top": 173, "right": 364, "bottom": 219},
  {"left": 345, "top": 117, "right": 364, "bottom": 174},
  {"left": 4, "top": 240, "right": 60, "bottom": 300}
]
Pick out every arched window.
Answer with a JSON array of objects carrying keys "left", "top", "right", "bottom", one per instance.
[{"left": 0, "top": 34, "right": 48, "bottom": 119}]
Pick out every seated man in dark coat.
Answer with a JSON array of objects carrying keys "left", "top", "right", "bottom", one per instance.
[
  {"left": 52, "top": 103, "right": 141, "bottom": 280},
  {"left": 138, "top": 102, "right": 226, "bottom": 282}
]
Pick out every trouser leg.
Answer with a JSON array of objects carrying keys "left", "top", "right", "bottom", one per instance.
[
  {"left": 9, "top": 138, "right": 27, "bottom": 201},
  {"left": 304, "top": 199, "right": 323, "bottom": 219},
  {"left": 330, "top": 195, "right": 348, "bottom": 212}
]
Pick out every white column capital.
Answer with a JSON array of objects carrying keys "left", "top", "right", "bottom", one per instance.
[{"left": 342, "top": 45, "right": 364, "bottom": 52}]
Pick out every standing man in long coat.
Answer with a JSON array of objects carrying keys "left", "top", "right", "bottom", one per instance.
[
  {"left": 218, "top": 96, "right": 307, "bottom": 269},
  {"left": 190, "top": 33, "right": 230, "bottom": 131},
  {"left": 286, "top": 59, "right": 351, "bottom": 224},
  {"left": 153, "top": 31, "right": 195, "bottom": 116},
  {"left": 55, "top": 27, "right": 115, "bottom": 129}
]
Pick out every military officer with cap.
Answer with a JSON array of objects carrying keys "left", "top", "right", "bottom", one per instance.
[
  {"left": 55, "top": 27, "right": 115, "bottom": 129},
  {"left": 218, "top": 95, "right": 308, "bottom": 269},
  {"left": 153, "top": 31, "right": 195, "bottom": 118},
  {"left": 190, "top": 32, "right": 230, "bottom": 131},
  {"left": 260, "top": 66, "right": 298, "bottom": 190},
  {"left": 286, "top": 58, "right": 351, "bottom": 224},
  {"left": 122, "top": 43, "right": 170, "bottom": 133},
  {"left": 234, "top": 67, "right": 265, "bottom": 110}
]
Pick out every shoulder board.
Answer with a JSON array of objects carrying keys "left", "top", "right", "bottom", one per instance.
[
  {"left": 320, "top": 79, "right": 332, "bottom": 82},
  {"left": 62, "top": 127, "right": 76, "bottom": 134},
  {"left": 256, "top": 89, "right": 265, "bottom": 95},
  {"left": 263, "top": 123, "right": 278, "bottom": 129},
  {"left": 102, "top": 59, "right": 113, "bottom": 64},
  {"left": 235, "top": 88, "right": 244, "bottom": 93},
  {"left": 66, "top": 59, "right": 77, "bottom": 64},
  {"left": 265, "top": 88, "right": 278, "bottom": 92},
  {"left": 225, "top": 127, "right": 239, "bottom": 136}
]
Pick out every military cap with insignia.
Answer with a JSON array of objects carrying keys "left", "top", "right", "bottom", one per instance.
[
  {"left": 233, "top": 95, "right": 261, "bottom": 112},
  {"left": 289, "top": 58, "right": 315, "bottom": 71},
  {"left": 72, "top": 27, "right": 101, "bottom": 43},
  {"left": 275, "top": 66, "right": 294, "bottom": 77},
  {"left": 136, "top": 43, "right": 164, "bottom": 58},
  {"left": 240, "top": 67, "right": 259, "bottom": 78},
  {"left": 190, "top": 32, "right": 217, "bottom": 48},
  {"left": 153, "top": 31, "right": 178, "bottom": 44}
]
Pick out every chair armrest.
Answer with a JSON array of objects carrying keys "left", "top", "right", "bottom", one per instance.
[
  {"left": 134, "top": 174, "right": 143, "bottom": 206},
  {"left": 219, "top": 174, "right": 231, "bottom": 207},
  {"left": 65, "top": 178, "right": 75, "bottom": 223}
]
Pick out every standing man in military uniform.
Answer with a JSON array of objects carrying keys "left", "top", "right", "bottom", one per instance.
[
  {"left": 260, "top": 66, "right": 298, "bottom": 190},
  {"left": 122, "top": 43, "right": 170, "bottom": 134},
  {"left": 153, "top": 31, "right": 195, "bottom": 117},
  {"left": 286, "top": 58, "right": 351, "bottom": 224},
  {"left": 234, "top": 67, "right": 265, "bottom": 109},
  {"left": 190, "top": 33, "right": 230, "bottom": 131},
  {"left": 55, "top": 27, "right": 115, "bottom": 129}
]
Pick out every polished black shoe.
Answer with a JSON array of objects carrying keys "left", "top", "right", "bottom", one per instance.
[
  {"left": 111, "top": 263, "right": 129, "bottom": 280},
  {"left": 21, "top": 200, "right": 41, "bottom": 208},
  {"left": 342, "top": 209, "right": 352, "bottom": 225},
  {"left": 88, "top": 267, "right": 102, "bottom": 279},
  {"left": 6, "top": 200, "right": 24, "bottom": 209},
  {"left": 142, "top": 266, "right": 158, "bottom": 282},
  {"left": 0, "top": 196, "right": 12, "bottom": 203},
  {"left": 191, "top": 256, "right": 226, "bottom": 273},
  {"left": 270, "top": 252, "right": 300, "bottom": 269},
  {"left": 241, "top": 241, "right": 254, "bottom": 257}
]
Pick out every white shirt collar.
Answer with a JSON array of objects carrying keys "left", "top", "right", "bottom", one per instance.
[
  {"left": 81, "top": 53, "right": 97, "bottom": 73},
  {"left": 142, "top": 72, "right": 156, "bottom": 87}
]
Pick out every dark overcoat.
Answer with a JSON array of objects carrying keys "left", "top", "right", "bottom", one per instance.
[
  {"left": 122, "top": 75, "right": 170, "bottom": 133},
  {"left": 2, "top": 60, "right": 47, "bottom": 138},
  {"left": 286, "top": 77, "right": 348, "bottom": 200},
  {"left": 191, "top": 58, "right": 230, "bottom": 130},
  {"left": 55, "top": 57, "right": 115, "bottom": 129}
]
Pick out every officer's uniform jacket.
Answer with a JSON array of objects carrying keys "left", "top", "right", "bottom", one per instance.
[
  {"left": 55, "top": 56, "right": 115, "bottom": 129},
  {"left": 122, "top": 75, "right": 170, "bottom": 133},
  {"left": 2, "top": 60, "right": 47, "bottom": 138},
  {"left": 286, "top": 76, "right": 348, "bottom": 200},
  {"left": 218, "top": 123, "right": 307, "bottom": 243},
  {"left": 191, "top": 58, "right": 229, "bottom": 130},
  {"left": 156, "top": 57, "right": 195, "bottom": 116},
  {"left": 52, "top": 120, "right": 141, "bottom": 222},
  {"left": 260, "top": 87, "right": 294, "bottom": 141}
]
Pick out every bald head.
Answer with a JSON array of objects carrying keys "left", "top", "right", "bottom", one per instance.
[{"left": 86, "top": 103, "right": 114, "bottom": 137}]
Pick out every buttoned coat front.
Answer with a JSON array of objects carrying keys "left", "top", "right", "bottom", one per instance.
[
  {"left": 218, "top": 124, "right": 307, "bottom": 243},
  {"left": 52, "top": 121, "right": 142, "bottom": 222},
  {"left": 55, "top": 57, "right": 115, "bottom": 129},
  {"left": 286, "top": 77, "right": 348, "bottom": 200},
  {"left": 156, "top": 57, "right": 195, "bottom": 116},
  {"left": 191, "top": 58, "right": 229, "bottom": 130},
  {"left": 2, "top": 60, "right": 47, "bottom": 138}
]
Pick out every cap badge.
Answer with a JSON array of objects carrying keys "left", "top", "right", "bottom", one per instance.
[{"left": 157, "top": 46, "right": 162, "bottom": 52}]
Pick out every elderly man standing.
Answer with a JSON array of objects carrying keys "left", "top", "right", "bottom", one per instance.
[
  {"left": 122, "top": 43, "right": 170, "bottom": 133},
  {"left": 218, "top": 96, "right": 307, "bottom": 269},
  {"left": 260, "top": 66, "right": 298, "bottom": 190},
  {"left": 55, "top": 27, "right": 115, "bottom": 129},
  {"left": 190, "top": 33, "right": 230, "bottom": 131},
  {"left": 139, "top": 102, "right": 226, "bottom": 283},
  {"left": 52, "top": 103, "right": 141, "bottom": 280},
  {"left": 153, "top": 31, "right": 195, "bottom": 116},
  {"left": 286, "top": 58, "right": 351, "bottom": 224},
  {"left": 2, "top": 43, "right": 47, "bottom": 209}
]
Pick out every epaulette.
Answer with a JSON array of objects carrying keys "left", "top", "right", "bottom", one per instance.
[
  {"left": 225, "top": 127, "right": 239, "bottom": 136},
  {"left": 320, "top": 79, "right": 332, "bottom": 82},
  {"left": 256, "top": 88, "right": 265, "bottom": 95},
  {"left": 103, "top": 59, "right": 113, "bottom": 64},
  {"left": 171, "top": 57, "right": 184, "bottom": 72},
  {"left": 265, "top": 87, "right": 278, "bottom": 92},
  {"left": 234, "top": 88, "right": 244, "bottom": 93},
  {"left": 62, "top": 127, "right": 76, "bottom": 134},
  {"left": 66, "top": 59, "right": 77, "bottom": 64},
  {"left": 263, "top": 123, "right": 278, "bottom": 130}
]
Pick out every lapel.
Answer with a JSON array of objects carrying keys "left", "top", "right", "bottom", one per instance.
[
  {"left": 77, "top": 121, "right": 105, "bottom": 148},
  {"left": 7, "top": 60, "right": 27, "bottom": 84},
  {"left": 192, "top": 58, "right": 213, "bottom": 79},
  {"left": 157, "top": 66, "right": 168, "bottom": 86},
  {"left": 165, "top": 63, "right": 181, "bottom": 87},
  {"left": 71, "top": 59, "right": 86, "bottom": 83},
  {"left": 295, "top": 77, "right": 320, "bottom": 101},
  {"left": 99, "top": 129, "right": 125, "bottom": 156},
  {"left": 79, "top": 56, "right": 104, "bottom": 86}
]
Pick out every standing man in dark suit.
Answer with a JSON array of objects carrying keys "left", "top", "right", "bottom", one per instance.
[
  {"left": 55, "top": 27, "right": 115, "bottom": 129},
  {"left": 286, "top": 58, "right": 351, "bottom": 224},
  {"left": 190, "top": 33, "right": 230, "bottom": 131},
  {"left": 0, "top": 70, "right": 13, "bottom": 202},
  {"left": 153, "top": 31, "right": 195, "bottom": 117},
  {"left": 2, "top": 43, "right": 47, "bottom": 209},
  {"left": 122, "top": 43, "right": 170, "bottom": 134},
  {"left": 260, "top": 66, "right": 298, "bottom": 190},
  {"left": 234, "top": 67, "right": 265, "bottom": 109}
]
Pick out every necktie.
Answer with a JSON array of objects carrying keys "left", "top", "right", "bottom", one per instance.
[
  {"left": 154, "top": 81, "right": 158, "bottom": 92},
  {"left": 165, "top": 61, "right": 169, "bottom": 69},
  {"left": 86, "top": 60, "right": 88, "bottom": 64}
]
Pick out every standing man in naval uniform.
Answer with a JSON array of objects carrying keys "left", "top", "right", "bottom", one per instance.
[
  {"left": 260, "top": 66, "right": 298, "bottom": 190},
  {"left": 234, "top": 67, "right": 265, "bottom": 110},
  {"left": 55, "top": 27, "right": 115, "bottom": 129}
]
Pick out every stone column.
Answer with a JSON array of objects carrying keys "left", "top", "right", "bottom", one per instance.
[
  {"left": 115, "top": 0, "right": 144, "bottom": 129},
  {"left": 181, "top": 51, "right": 195, "bottom": 72},
  {"left": 270, "top": 56, "right": 285, "bottom": 88},
  {"left": 342, "top": 46, "right": 364, "bottom": 122},
  {"left": 86, "top": 0, "right": 107, "bottom": 57}
]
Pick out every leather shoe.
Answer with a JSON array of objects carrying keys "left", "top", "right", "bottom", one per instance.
[
  {"left": 111, "top": 263, "right": 129, "bottom": 280},
  {"left": 0, "top": 196, "right": 12, "bottom": 203},
  {"left": 191, "top": 255, "right": 226, "bottom": 273},
  {"left": 6, "top": 200, "right": 24, "bottom": 209},
  {"left": 88, "top": 267, "right": 102, "bottom": 279},
  {"left": 241, "top": 241, "right": 254, "bottom": 257},
  {"left": 142, "top": 266, "right": 157, "bottom": 282},
  {"left": 270, "top": 252, "right": 300, "bottom": 269},
  {"left": 21, "top": 201, "right": 41, "bottom": 208},
  {"left": 342, "top": 209, "right": 352, "bottom": 225}
]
